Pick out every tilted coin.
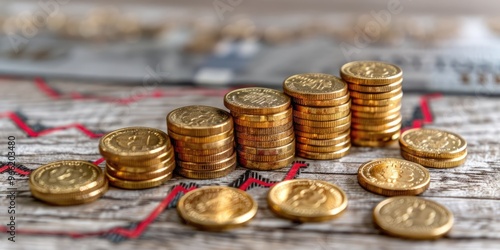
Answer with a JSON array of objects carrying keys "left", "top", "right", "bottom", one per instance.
[
  {"left": 177, "top": 186, "right": 258, "bottom": 230},
  {"left": 293, "top": 115, "right": 350, "bottom": 128},
  {"left": 177, "top": 152, "right": 237, "bottom": 171},
  {"left": 234, "top": 115, "right": 292, "bottom": 128},
  {"left": 283, "top": 73, "right": 348, "bottom": 100},
  {"left": 293, "top": 110, "right": 350, "bottom": 121},
  {"left": 351, "top": 92, "right": 403, "bottom": 106},
  {"left": 168, "top": 129, "right": 233, "bottom": 144},
  {"left": 294, "top": 102, "right": 351, "bottom": 114},
  {"left": 401, "top": 150, "right": 467, "bottom": 168},
  {"left": 296, "top": 145, "right": 351, "bottom": 160},
  {"left": 236, "top": 127, "right": 294, "bottom": 142},
  {"left": 236, "top": 134, "right": 294, "bottom": 148},
  {"left": 176, "top": 162, "right": 236, "bottom": 179},
  {"left": 348, "top": 78, "right": 402, "bottom": 93},
  {"left": 167, "top": 105, "right": 233, "bottom": 137},
  {"left": 267, "top": 179, "right": 348, "bottom": 222},
  {"left": 237, "top": 140, "right": 295, "bottom": 156},
  {"left": 295, "top": 129, "right": 350, "bottom": 140},
  {"left": 176, "top": 147, "right": 234, "bottom": 163},
  {"left": 340, "top": 61, "right": 403, "bottom": 85},
  {"left": 292, "top": 94, "right": 349, "bottom": 107},
  {"left": 357, "top": 158, "right": 430, "bottom": 196},
  {"left": 399, "top": 128, "right": 467, "bottom": 159},
  {"left": 224, "top": 87, "right": 291, "bottom": 115},
  {"left": 231, "top": 108, "right": 292, "bottom": 122},
  {"left": 238, "top": 154, "right": 295, "bottom": 170},
  {"left": 235, "top": 123, "right": 292, "bottom": 135},
  {"left": 295, "top": 122, "right": 351, "bottom": 134},
  {"left": 373, "top": 196, "right": 454, "bottom": 239},
  {"left": 237, "top": 148, "right": 295, "bottom": 161},
  {"left": 106, "top": 171, "right": 172, "bottom": 189},
  {"left": 349, "top": 87, "right": 402, "bottom": 100},
  {"left": 31, "top": 180, "right": 109, "bottom": 206}
]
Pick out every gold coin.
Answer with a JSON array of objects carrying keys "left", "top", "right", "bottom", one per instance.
[
  {"left": 295, "top": 129, "right": 350, "bottom": 140},
  {"left": 238, "top": 154, "right": 295, "bottom": 170},
  {"left": 99, "top": 127, "right": 169, "bottom": 161},
  {"left": 293, "top": 109, "right": 350, "bottom": 121},
  {"left": 174, "top": 141, "right": 234, "bottom": 156},
  {"left": 351, "top": 103, "right": 401, "bottom": 113},
  {"left": 110, "top": 147, "right": 174, "bottom": 170},
  {"left": 401, "top": 150, "right": 467, "bottom": 168},
  {"left": 267, "top": 179, "right": 348, "bottom": 222},
  {"left": 283, "top": 73, "right": 348, "bottom": 100},
  {"left": 237, "top": 140, "right": 295, "bottom": 156},
  {"left": 373, "top": 196, "right": 454, "bottom": 239},
  {"left": 176, "top": 161, "right": 236, "bottom": 179},
  {"left": 351, "top": 92, "right": 403, "bottom": 106},
  {"left": 231, "top": 108, "right": 292, "bottom": 122},
  {"left": 167, "top": 105, "right": 233, "bottom": 137},
  {"left": 172, "top": 135, "right": 234, "bottom": 150},
  {"left": 352, "top": 138, "right": 399, "bottom": 147},
  {"left": 237, "top": 148, "right": 295, "bottom": 162},
  {"left": 297, "top": 139, "right": 350, "bottom": 153},
  {"left": 351, "top": 113, "right": 401, "bottom": 125},
  {"left": 234, "top": 115, "right": 292, "bottom": 128},
  {"left": 296, "top": 129, "right": 350, "bottom": 146},
  {"left": 235, "top": 122, "right": 292, "bottom": 135},
  {"left": 350, "top": 87, "right": 402, "bottom": 100},
  {"left": 176, "top": 147, "right": 234, "bottom": 163},
  {"left": 293, "top": 115, "right": 350, "bottom": 128},
  {"left": 357, "top": 158, "right": 430, "bottom": 196},
  {"left": 29, "top": 160, "right": 105, "bottom": 195},
  {"left": 340, "top": 61, "right": 403, "bottom": 85},
  {"left": 236, "top": 127, "right": 293, "bottom": 142},
  {"left": 351, "top": 126, "right": 401, "bottom": 139},
  {"left": 236, "top": 134, "right": 294, "bottom": 148},
  {"left": 168, "top": 129, "right": 233, "bottom": 144},
  {"left": 351, "top": 106, "right": 401, "bottom": 118},
  {"left": 295, "top": 122, "right": 351, "bottom": 134},
  {"left": 292, "top": 94, "right": 349, "bottom": 107},
  {"left": 177, "top": 152, "right": 237, "bottom": 171},
  {"left": 106, "top": 171, "right": 172, "bottom": 189},
  {"left": 224, "top": 87, "right": 291, "bottom": 115},
  {"left": 399, "top": 128, "right": 467, "bottom": 159},
  {"left": 31, "top": 180, "right": 108, "bottom": 206},
  {"left": 106, "top": 161, "right": 175, "bottom": 181},
  {"left": 352, "top": 118, "right": 402, "bottom": 132},
  {"left": 176, "top": 186, "right": 257, "bottom": 230},
  {"left": 347, "top": 78, "right": 402, "bottom": 93},
  {"left": 296, "top": 145, "right": 350, "bottom": 160},
  {"left": 294, "top": 102, "right": 350, "bottom": 114}
]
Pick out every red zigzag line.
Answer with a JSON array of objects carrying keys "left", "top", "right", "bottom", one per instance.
[
  {"left": 0, "top": 161, "right": 309, "bottom": 239},
  {"left": 403, "top": 93, "right": 442, "bottom": 131}
]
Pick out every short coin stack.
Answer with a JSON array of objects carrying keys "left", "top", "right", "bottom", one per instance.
[
  {"left": 340, "top": 61, "right": 403, "bottom": 147},
  {"left": 167, "top": 105, "right": 236, "bottom": 179},
  {"left": 224, "top": 87, "right": 295, "bottom": 170},
  {"left": 399, "top": 128, "right": 468, "bottom": 168},
  {"left": 283, "top": 73, "right": 351, "bottom": 160},
  {"left": 99, "top": 127, "right": 174, "bottom": 189},
  {"left": 29, "top": 160, "right": 108, "bottom": 205}
]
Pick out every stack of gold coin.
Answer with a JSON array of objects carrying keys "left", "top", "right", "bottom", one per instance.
[
  {"left": 399, "top": 128, "right": 468, "bottom": 168},
  {"left": 340, "top": 61, "right": 403, "bottom": 147},
  {"left": 29, "top": 160, "right": 108, "bottom": 205},
  {"left": 224, "top": 87, "right": 295, "bottom": 170},
  {"left": 167, "top": 105, "right": 236, "bottom": 179},
  {"left": 283, "top": 73, "right": 351, "bottom": 160},
  {"left": 99, "top": 127, "right": 174, "bottom": 189}
]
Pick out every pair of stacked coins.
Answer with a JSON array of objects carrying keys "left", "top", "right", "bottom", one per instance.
[
  {"left": 283, "top": 73, "right": 351, "bottom": 160},
  {"left": 29, "top": 160, "right": 108, "bottom": 205},
  {"left": 167, "top": 105, "right": 236, "bottom": 179},
  {"left": 224, "top": 87, "right": 295, "bottom": 170},
  {"left": 399, "top": 128, "right": 468, "bottom": 168},
  {"left": 340, "top": 61, "right": 403, "bottom": 147},
  {"left": 99, "top": 127, "right": 175, "bottom": 189}
]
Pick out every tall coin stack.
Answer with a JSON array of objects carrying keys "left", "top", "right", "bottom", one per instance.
[
  {"left": 340, "top": 61, "right": 403, "bottom": 147},
  {"left": 224, "top": 87, "right": 295, "bottom": 170},
  {"left": 99, "top": 127, "right": 175, "bottom": 189},
  {"left": 167, "top": 105, "right": 236, "bottom": 179},
  {"left": 283, "top": 73, "right": 351, "bottom": 160}
]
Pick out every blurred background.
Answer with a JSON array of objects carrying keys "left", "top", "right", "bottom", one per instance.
[{"left": 1, "top": 0, "right": 500, "bottom": 94}]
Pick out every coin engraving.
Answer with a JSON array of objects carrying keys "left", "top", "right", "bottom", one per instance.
[
  {"left": 169, "top": 106, "right": 230, "bottom": 127},
  {"left": 360, "top": 159, "right": 428, "bottom": 189},
  {"left": 102, "top": 127, "right": 167, "bottom": 154},
  {"left": 345, "top": 61, "right": 400, "bottom": 79},
  {"left": 31, "top": 161, "right": 101, "bottom": 193},
  {"left": 285, "top": 73, "right": 346, "bottom": 93},
  {"left": 401, "top": 129, "right": 466, "bottom": 155},
  {"left": 225, "top": 88, "right": 289, "bottom": 108}
]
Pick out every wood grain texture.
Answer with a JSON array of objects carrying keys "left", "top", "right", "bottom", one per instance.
[{"left": 0, "top": 79, "right": 499, "bottom": 249}]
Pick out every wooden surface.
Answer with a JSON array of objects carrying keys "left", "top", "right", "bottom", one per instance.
[{"left": 0, "top": 79, "right": 499, "bottom": 249}]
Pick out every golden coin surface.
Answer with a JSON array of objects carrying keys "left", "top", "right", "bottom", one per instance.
[
  {"left": 292, "top": 94, "right": 350, "bottom": 107},
  {"left": 236, "top": 127, "right": 294, "bottom": 142},
  {"left": 237, "top": 140, "right": 295, "bottom": 156},
  {"left": 352, "top": 118, "right": 402, "bottom": 132},
  {"left": 293, "top": 115, "right": 350, "bottom": 128},
  {"left": 109, "top": 150, "right": 175, "bottom": 173},
  {"left": 349, "top": 87, "right": 402, "bottom": 100},
  {"left": 29, "top": 160, "right": 105, "bottom": 195},
  {"left": 373, "top": 196, "right": 454, "bottom": 239},
  {"left": 172, "top": 135, "right": 234, "bottom": 150},
  {"left": 224, "top": 87, "right": 291, "bottom": 115},
  {"left": 31, "top": 180, "right": 108, "bottom": 206},
  {"left": 106, "top": 161, "right": 175, "bottom": 181},
  {"left": 351, "top": 113, "right": 401, "bottom": 125},
  {"left": 234, "top": 115, "right": 292, "bottom": 128},
  {"left": 177, "top": 186, "right": 258, "bottom": 230},
  {"left": 176, "top": 162, "right": 236, "bottom": 179},
  {"left": 176, "top": 147, "right": 234, "bottom": 163},
  {"left": 167, "top": 105, "right": 233, "bottom": 137},
  {"left": 401, "top": 150, "right": 467, "bottom": 168},
  {"left": 237, "top": 148, "right": 295, "bottom": 162},
  {"left": 231, "top": 108, "right": 292, "bottom": 122},
  {"left": 267, "top": 179, "right": 348, "bottom": 222},
  {"left": 168, "top": 129, "right": 233, "bottom": 144},
  {"left": 295, "top": 129, "right": 350, "bottom": 140},
  {"left": 351, "top": 103, "right": 401, "bottom": 113},
  {"left": 293, "top": 110, "right": 350, "bottom": 121},
  {"left": 283, "top": 73, "right": 348, "bottom": 100},
  {"left": 106, "top": 171, "right": 172, "bottom": 189},
  {"left": 296, "top": 129, "right": 350, "bottom": 146},
  {"left": 174, "top": 141, "right": 234, "bottom": 156},
  {"left": 110, "top": 148, "right": 173, "bottom": 167},
  {"left": 348, "top": 78, "right": 402, "bottom": 93},
  {"left": 340, "top": 61, "right": 403, "bottom": 85},
  {"left": 239, "top": 154, "right": 295, "bottom": 170},
  {"left": 296, "top": 145, "right": 350, "bottom": 160},
  {"left": 99, "top": 127, "right": 169, "bottom": 159},
  {"left": 177, "top": 152, "right": 237, "bottom": 171},
  {"left": 351, "top": 125, "right": 401, "bottom": 139},
  {"left": 295, "top": 122, "right": 351, "bottom": 134},
  {"left": 236, "top": 134, "right": 294, "bottom": 148},
  {"left": 352, "top": 138, "right": 399, "bottom": 147},
  {"left": 235, "top": 122, "right": 293, "bottom": 135},
  {"left": 357, "top": 158, "right": 430, "bottom": 196},
  {"left": 294, "top": 102, "right": 351, "bottom": 114},
  {"left": 297, "top": 140, "right": 350, "bottom": 153},
  {"left": 351, "top": 106, "right": 401, "bottom": 118},
  {"left": 351, "top": 92, "right": 403, "bottom": 106},
  {"left": 399, "top": 128, "right": 468, "bottom": 159}
]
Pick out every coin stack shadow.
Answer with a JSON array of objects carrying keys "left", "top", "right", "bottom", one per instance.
[
  {"left": 167, "top": 106, "right": 236, "bottom": 179},
  {"left": 341, "top": 62, "right": 403, "bottom": 147},
  {"left": 100, "top": 127, "right": 175, "bottom": 189},
  {"left": 224, "top": 88, "right": 295, "bottom": 170},
  {"left": 284, "top": 73, "right": 351, "bottom": 160}
]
